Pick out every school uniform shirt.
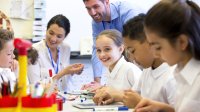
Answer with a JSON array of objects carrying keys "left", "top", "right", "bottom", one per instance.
[
  {"left": 27, "top": 39, "right": 71, "bottom": 91},
  {"left": 174, "top": 58, "right": 200, "bottom": 112},
  {"left": 105, "top": 56, "right": 142, "bottom": 90},
  {"left": 0, "top": 68, "right": 16, "bottom": 92},
  {"left": 91, "top": 1, "right": 144, "bottom": 78},
  {"left": 135, "top": 63, "right": 176, "bottom": 106}
]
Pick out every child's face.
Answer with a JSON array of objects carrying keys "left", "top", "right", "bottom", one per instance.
[
  {"left": 0, "top": 40, "right": 15, "bottom": 68},
  {"left": 123, "top": 37, "right": 155, "bottom": 68},
  {"left": 145, "top": 30, "right": 183, "bottom": 66},
  {"left": 96, "top": 36, "right": 123, "bottom": 67}
]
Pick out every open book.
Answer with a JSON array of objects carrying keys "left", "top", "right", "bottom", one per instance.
[{"left": 72, "top": 101, "right": 124, "bottom": 109}]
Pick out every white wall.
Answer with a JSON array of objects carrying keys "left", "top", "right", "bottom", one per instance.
[
  {"left": 2, "top": 0, "right": 200, "bottom": 51},
  {"left": 0, "top": 0, "right": 34, "bottom": 39},
  {"left": 46, "top": 0, "right": 92, "bottom": 51}
]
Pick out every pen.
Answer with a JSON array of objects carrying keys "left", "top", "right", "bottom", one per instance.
[
  {"left": 32, "top": 82, "right": 44, "bottom": 98},
  {"left": 1, "top": 75, "right": 11, "bottom": 96},
  {"left": 57, "top": 91, "right": 78, "bottom": 101},
  {"left": 93, "top": 106, "right": 129, "bottom": 111},
  {"left": 66, "top": 90, "right": 88, "bottom": 95},
  {"left": 56, "top": 91, "right": 66, "bottom": 102},
  {"left": 80, "top": 96, "right": 87, "bottom": 102},
  {"left": 49, "top": 69, "right": 53, "bottom": 77}
]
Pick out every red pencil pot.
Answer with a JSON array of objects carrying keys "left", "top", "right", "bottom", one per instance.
[
  {"left": 22, "top": 95, "right": 54, "bottom": 112},
  {"left": 0, "top": 96, "right": 18, "bottom": 112},
  {"left": 56, "top": 98, "right": 63, "bottom": 111}
]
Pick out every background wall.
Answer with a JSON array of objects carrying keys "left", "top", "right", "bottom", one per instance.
[
  {"left": 0, "top": 0, "right": 34, "bottom": 39},
  {"left": 1, "top": 0, "right": 200, "bottom": 51},
  {"left": 45, "top": 0, "right": 93, "bottom": 52}
]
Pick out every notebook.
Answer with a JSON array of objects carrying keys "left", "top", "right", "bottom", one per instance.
[{"left": 72, "top": 102, "right": 124, "bottom": 109}]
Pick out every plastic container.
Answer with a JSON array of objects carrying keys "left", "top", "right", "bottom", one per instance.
[
  {"left": 21, "top": 95, "right": 55, "bottom": 112},
  {"left": 52, "top": 94, "right": 57, "bottom": 112},
  {"left": 0, "top": 96, "right": 18, "bottom": 112},
  {"left": 56, "top": 98, "right": 63, "bottom": 111}
]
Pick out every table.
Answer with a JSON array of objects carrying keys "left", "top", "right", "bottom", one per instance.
[
  {"left": 60, "top": 100, "right": 134, "bottom": 112},
  {"left": 61, "top": 100, "right": 93, "bottom": 112},
  {"left": 57, "top": 93, "right": 134, "bottom": 112}
]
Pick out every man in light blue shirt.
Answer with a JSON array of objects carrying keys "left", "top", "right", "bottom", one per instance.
[{"left": 83, "top": 0, "right": 142, "bottom": 83}]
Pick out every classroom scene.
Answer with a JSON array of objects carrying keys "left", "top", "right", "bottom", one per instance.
[{"left": 0, "top": 0, "right": 200, "bottom": 112}]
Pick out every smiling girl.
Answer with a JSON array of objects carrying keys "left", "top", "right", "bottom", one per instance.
[{"left": 95, "top": 29, "right": 142, "bottom": 90}]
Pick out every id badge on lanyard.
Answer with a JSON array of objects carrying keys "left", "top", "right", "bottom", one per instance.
[{"left": 47, "top": 46, "right": 60, "bottom": 74}]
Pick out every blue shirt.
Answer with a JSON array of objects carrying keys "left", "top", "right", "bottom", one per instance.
[{"left": 91, "top": 1, "right": 143, "bottom": 77}]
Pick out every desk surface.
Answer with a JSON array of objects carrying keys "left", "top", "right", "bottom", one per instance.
[
  {"left": 61, "top": 101, "right": 92, "bottom": 112},
  {"left": 60, "top": 100, "right": 134, "bottom": 112}
]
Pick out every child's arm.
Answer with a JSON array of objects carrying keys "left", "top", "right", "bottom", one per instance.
[
  {"left": 126, "top": 64, "right": 142, "bottom": 90},
  {"left": 10, "top": 59, "right": 19, "bottom": 73},
  {"left": 135, "top": 98, "right": 175, "bottom": 112},
  {"left": 163, "top": 75, "right": 176, "bottom": 106},
  {"left": 123, "top": 89, "right": 142, "bottom": 108},
  {"left": 93, "top": 86, "right": 124, "bottom": 105}
]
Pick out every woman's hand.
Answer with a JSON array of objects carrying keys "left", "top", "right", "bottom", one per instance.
[
  {"left": 64, "top": 63, "right": 84, "bottom": 75},
  {"left": 123, "top": 89, "right": 142, "bottom": 108},
  {"left": 53, "top": 63, "right": 84, "bottom": 80}
]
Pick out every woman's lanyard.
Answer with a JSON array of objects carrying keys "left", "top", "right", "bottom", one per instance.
[{"left": 47, "top": 45, "right": 60, "bottom": 74}]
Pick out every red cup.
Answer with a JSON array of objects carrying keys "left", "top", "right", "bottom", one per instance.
[
  {"left": 0, "top": 96, "right": 18, "bottom": 107},
  {"left": 56, "top": 98, "right": 63, "bottom": 111}
]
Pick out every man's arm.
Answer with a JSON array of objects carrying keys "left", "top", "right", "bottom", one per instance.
[{"left": 91, "top": 22, "right": 106, "bottom": 83}]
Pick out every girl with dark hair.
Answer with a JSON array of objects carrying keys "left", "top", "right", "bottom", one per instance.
[
  {"left": 28, "top": 15, "right": 84, "bottom": 92},
  {"left": 135, "top": 0, "right": 200, "bottom": 112}
]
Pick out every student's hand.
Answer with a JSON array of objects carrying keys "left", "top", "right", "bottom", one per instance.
[
  {"left": 135, "top": 98, "right": 174, "bottom": 112},
  {"left": 10, "top": 59, "right": 19, "bottom": 72},
  {"left": 94, "top": 77, "right": 101, "bottom": 83},
  {"left": 123, "top": 89, "right": 142, "bottom": 108},
  {"left": 81, "top": 81, "right": 101, "bottom": 92},
  {"left": 135, "top": 98, "right": 161, "bottom": 112},
  {"left": 93, "top": 87, "right": 122, "bottom": 105},
  {"left": 93, "top": 87, "right": 114, "bottom": 105}
]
